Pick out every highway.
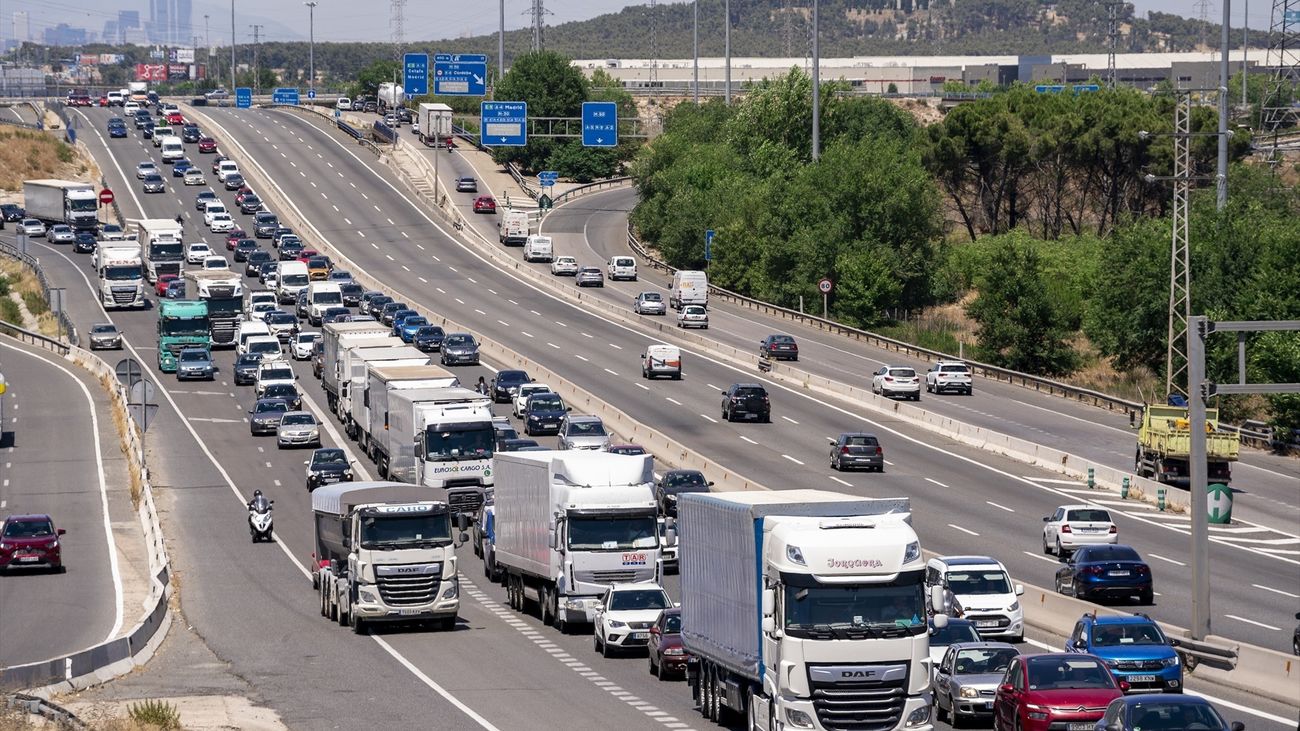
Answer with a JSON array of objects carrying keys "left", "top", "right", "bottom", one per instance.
[
  {"left": 0, "top": 103, "right": 37, "bottom": 127},
  {"left": 0, "top": 338, "right": 122, "bottom": 667},
  {"left": 228, "top": 104, "right": 1300, "bottom": 652},
  {"left": 54, "top": 104, "right": 1296, "bottom": 728}
]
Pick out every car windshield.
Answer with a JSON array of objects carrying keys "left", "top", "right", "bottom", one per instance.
[
  {"left": 267, "top": 313, "right": 295, "bottom": 324},
  {"left": 445, "top": 335, "right": 474, "bottom": 347},
  {"left": 237, "top": 355, "right": 262, "bottom": 366},
  {"left": 499, "top": 372, "right": 529, "bottom": 384},
  {"left": 665, "top": 471, "right": 708, "bottom": 489},
  {"left": 608, "top": 590, "right": 670, "bottom": 612},
  {"left": 530, "top": 396, "right": 563, "bottom": 411},
  {"left": 568, "top": 516, "right": 659, "bottom": 550},
  {"left": 1125, "top": 702, "right": 1226, "bottom": 730},
  {"left": 91, "top": 325, "right": 117, "bottom": 334},
  {"left": 940, "top": 364, "right": 970, "bottom": 373},
  {"left": 1079, "top": 545, "right": 1141, "bottom": 562},
  {"left": 1026, "top": 658, "right": 1116, "bottom": 690},
  {"left": 282, "top": 414, "right": 315, "bottom": 425},
  {"left": 946, "top": 571, "right": 1013, "bottom": 595},
  {"left": 297, "top": 334, "right": 318, "bottom": 343},
  {"left": 312, "top": 450, "right": 347, "bottom": 466},
  {"left": 641, "top": 293, "right": 661, "bottom": 301},
  {"left": 566, "top": 420, "right": 606, "bottom": 436},
  {"left": 415, "top": 326, "right": 441, "bottom": 337},
  {"left": 930, "top": 621, "right": 982, "bottom": 646},
  {"left": 254, "top": 401, "right": 287, "bottom": 414},
  {"left": 3, "top": 519, "right": 53, "bottom": 537},
  {"left": 402, "top": 317, "right": 428, "bottom": 327},
  {"left": 1091, "top": 622, "right": 1166, "bottom": 647},
  {"left": 264, "top": 385, "right": 295, "bottom": 397},
  {"left": 952, "top": 647, "right": 1020, "bottom": 675},
  {"left": 179, "top": 350, "right": 209, "bottom": 362},
  {"left": 786, "top": 576, "right": 927, "bottom": 634},
  {"left": 1066, "top": 509, "right": 1112, "bottom": 522},
  {"left": 663, "top": 614, "right": 682, "bottom": 633},
  {"left": 843, "top": 435, "right": 878, "bottom": 447}
]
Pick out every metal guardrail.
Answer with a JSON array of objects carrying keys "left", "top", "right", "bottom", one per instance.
[
  {"left": 0, "top": 239, "right": 78, "bottom": 346},
  {"left": 4, "top": 694, "right": 87, "bottom": 728},
  {"left": 0, "top": 319, "right": 69, "bottom": 355},
  {"left": 551, "top": 177, "right": 634, "bottom": 206}
]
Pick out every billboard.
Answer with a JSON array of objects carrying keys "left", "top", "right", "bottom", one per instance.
[
  {"left": 171, "top": 48, "right": 195, "bottom": 64},
  {"left": 135, "top": 63, "right": 167, "bottom": 81},
  {"left": 98, "top": 53, "right": 123, "bottom": 65},
  {"left": 167, "top": 64, "right": 189, "bottom": 80}
]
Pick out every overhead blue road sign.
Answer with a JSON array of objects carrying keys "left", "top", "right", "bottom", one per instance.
[
  {"left": 404, "top": 53, "right": 429, "bottom": 96},
  {"left": 705, "top": 229, "right": 715, "bottom": 261},
  {"left": 235, "top": 87, "right": 252, "bottom": 108},
  {"left": 434, "top": 54, "right": 487, "bottom": 96},
  {"left": 481, "top": 101, "right": 527, "bottom": 146},
  {"left": 1073, "top": 84, "right": 1100, "bottom": 93},
  {"left": 582, "top": 101, "right": 618, "bottom": 147},
  {"left": 1035, "top": 84, "right": 1064, "bottom": 93},
  {"left": 271, "top": 88, "right": 300, "bottom": 105},
  {"left": 307, "top": 89, "right": 316, "bottom": 100},
  {"left": 1286, "top": 9, "right": 1300, "bottom": 23}
]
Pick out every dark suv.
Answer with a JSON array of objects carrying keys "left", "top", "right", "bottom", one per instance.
[
  {"left": 721, "top": 383, "right": 771, "bottom": 422},
  {"left": 523, "top": 392, "right": 568, "bottom": 436},
  {"left": 654, "top": 470, "right": 713, "bottom": 517},
  {"left": 253, "top": 212, "right": 279, "bottom": 238},
  {"left": 491, "top": 370, "right": 532, "bottom": 403}
]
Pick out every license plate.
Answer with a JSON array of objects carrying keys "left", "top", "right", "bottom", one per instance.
[
  {"left": 398, "top": 608, "right": 423, "bottom": 616},
  {"left": 632, "top": 632, "right": 649, "bottom": 640},
  {"left": 975, "top": 620, "right": 999, "bottom": 628},
  {"left": 1068, "top": 724, "right": 1093, "bottom": 731},
  {"left": 1109, "top": 570, "right": 1130, "bottom": 576},
  {"left": 17, "top": 555, "right": 39, "bottom": 562},
  {"left": 1128, "top": 675, "right": 1156, "bottom": 682},
  {"left": 984, "top": 702, "right": 994, "bottom": 710}
]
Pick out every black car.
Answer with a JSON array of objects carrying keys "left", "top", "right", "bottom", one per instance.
[
  {"left": 245, "top": 250, "right": 273, "bottom": 276},
  {"left": 224, "top": 173, "right": 246, "bottom": 191},
  {"left": 233, "top": 239, "right": 260, "bottom": 262},
  {"left": 760, "top": 334, "right": 799, "bottom": 361},
  {"left": 523, "top": 392, "right": 568, "bottom": 436},
  {"left": 279, "top": 240, "right": 305, "bottom": 260},
  {"left": 339, "top": 281, "right": 364, "bottom": 307},
  {"left": 141, "top": 121, "right": 156, "bottom": 139},
  {"left": 258, "top": 261, "right": 279, "bottom": 285},
  {"left": 305, "top": 447, "right": 354, "bottom": 491},
  {"left": 320, "top": 307, "right": 351, "bottom": 324},
  {"left": 239, "top": 194, "right": 263, "bottom": 214},
  {"left": 455, "top": 177, "right": 478, "bottom": 193},
  {"left": 359, "top": 290, "right": 386, "bottom": 310},
  {"left": 654, "top": 470, "right": 714, "bottom": 517},
  {"left": 721, "top": 383, "right": 771, "bottom": 422},
  {"left": 411, "top": 325, "right": 446, "bottom": 352},
  {"left": 829, "top": 432, "right": 884, "bottom": 472},
  {"left": 379, "top": 301, "right": 409, "bottom": 326},
  {"left": 498, "top": 438, "right": 541, "bottom": 452},
  {"left": 364, "top": 294, "right": 394, "bottom": 317},
  {"left": 195, "top": 190, "right": 219, "bottom": 211},
  {"left": 233, "top": 353, "right": 264, "bottom": 385},
  {"left": 491, "top": 370, "right": 532, "bottom": 403},
  {"left": 73, "top": 231, "right": 97, "bottom": 254},
  {"left": 262, "top": 383, "right": 302, "bottom": 411},
  {"left": 181, "top": 124, "right": 201, "bottom": 143},
  {"left": 1098, "top": 694, "right": 1244, "bottom": 731},
  {"left": 133, "top": 111, "right": 151, "bottom": 128},
  {"left": 249, "top": 398, "right": 290, "bottom": 435},
  {"left": 493, "top": 420, "right": 520, "bottom": 450},
  {"left": 439, "top": 332, "right": 479, "bottom": 366},
  {"left": 254, "top": 212, "right": 279, "bottom": 238},
  {"left": 0, "top": 204, "right": 25, "bottom": 221}
]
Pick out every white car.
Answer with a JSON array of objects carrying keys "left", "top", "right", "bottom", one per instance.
[
  {"left": 216, "top": 160, "right": 240, "bottom": 182},
  {"left": 183, "top": 168, "right": 207, "bottom": 186},
  {"left": 335, "top": 97, "right": 352, "bottom": 111},
  {"left": 924, "top": 556, "right": 1025, "bottom": 642},
  {"left": 202, "top": 203, "right": 228, "bottom": 225},
  {"left": 550, "top": 256, "right": 579, "bottom": 276},
  {"left": 1042, "top": 505, "right": 1118, "bottom": 556},
  {"left": 925, "top": 360, "right": 973, "bottom": 395},
  {"left": 207, "top": 212, "right": 234, "bottom": 233},
  {"left": 255, "top": 360, "right": 297, "bottom": 397},
  {"left": 242, "top": 335, "right": 284, "bottom": 361},
  {"left": 18, "top": 218, "right": 45, "bottom": 237},
  {"left": 185, "top": 242, "right": 212, "bottom": 264},
  {"left": 135, "top": 161, "right": 158, "bottom": 179},
  {"left": 201, "top": 255, "right": 230, "bottom": 271},
  {"left": 676, "top": 305, "right": 708, "bottom": 329},
  {"left": 592, "top": 582, "right": 674, "bottom": 658},
  {"left": 872, "top": 366, "right": 921, "bottom": 401},
  {"left": 291, "top": 332, "right": 320, "bottom": 360},
  {"left": 247, "top": 290, "right": 278, "bottom": 314},
  {"left": 123, "top": 101, "right": 140, "bottom": 115},
  {"left": 513, "top": 383, "right": 553, "bottom": 418},
  {"left": 248, "top": 301, "right": 277, "bottom": 320}
]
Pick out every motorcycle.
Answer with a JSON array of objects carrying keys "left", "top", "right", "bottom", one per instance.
[{"left": 248, "top": 495, "right": 274, "bottom": 542}]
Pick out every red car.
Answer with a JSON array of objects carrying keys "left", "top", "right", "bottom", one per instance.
[
  {"left": 298, "top": 249, "right": 320, "bottom": 264},
  {"left": 473, "top": 195, "right": 497, "bottom": 214},
  {"left": 993, "top": 653, "right": 1126, "bottom": 731},
  {"left": 225, "top": 229, "right": 247, "bottom": 250},
  {"left": 0, "top": 513, "right": 66, "bottom": 572},
  {"left": 154, "top": 273, "right": 179, "bottom": 296},
  {"left": 98, "top": 95, "right": 109, "bottom": 107},
  {"left": 197, "top": 137, "right": 218, "bottom": 153},
  {"left": 647, "top": 608, "right": 688, "bottom": 680},
  {"left": 166, "top": 111, "right": 184, "bottom": 125}
]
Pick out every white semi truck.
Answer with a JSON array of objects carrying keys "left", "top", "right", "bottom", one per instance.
[
  {"left": 134, "top": 218, "right": 184, "bottom": 283},
  {"left": 311, "top": 481, "right": 467, "bottom": 634},
  {"left": 320, "top": 321, "right": 396, "bottom": 412},
  {"left": 336, "top": 345, "right": 429, "bottom": 426},
  {"left": 95, "top": 243, "right": 145, "bottom": 309},
  {"left": 23, "top": 179, "right": 98, "bottom": 231},
  {"left": 351, "top": 363, "right": 459, "bottom": 444},
  {"left": 677, "top": 490, "right": 941, "bottom": 731},
  {"left": 491, "top": 451, "right": 668, "bottom": 632},
  {"left": 184, "top": 270, "right": 244, "bottom": 347},
  {"left": 371, "top": 387, "right": 495, "bottom": 510},
  {"left": 417, "top": 102, "right": 453, "bottom": 146}
]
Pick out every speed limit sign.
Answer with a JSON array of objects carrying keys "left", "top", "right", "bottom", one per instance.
[{"left": 818, "top": 278, "right": 833, "bottom": 294}]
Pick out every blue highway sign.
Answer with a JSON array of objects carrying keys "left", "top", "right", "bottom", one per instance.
[
  {"left": 705, "top": 229, "right": 715, "bottom": 261},
  {"left": 435, "top": 54, "right": 487, "bottom": 96},
  {"left": 235, "top": 87, "right": 252, "bottom": 109},
  {"left": 481, "top": 101, "right": 527, "bottom": 146},
  {"left": 581, "top": 101, "right": 618, "bottom": 147},
  {"left": 271, "top": 88, "right": 300, "bottom": 105},
  {"left": 538, "top": 170, "right": 559, "bottom": 186},
  {"left": 307, "top": 89, "right": 316, "bottom": 99},
  {"left": 404, "top": 53, "right": 429, "bottom": 96}
]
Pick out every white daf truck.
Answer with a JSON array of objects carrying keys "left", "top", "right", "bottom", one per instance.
[{"left": 95, "top": 243, "right": 146, "bottom": 309}]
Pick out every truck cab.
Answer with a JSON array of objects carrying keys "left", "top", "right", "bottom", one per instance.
[
  {"left": 96, "top": 244, "right": 145, "bottom": 309},
  {"left": 157, "top": 300, "right": 211, "bottom": 372}
]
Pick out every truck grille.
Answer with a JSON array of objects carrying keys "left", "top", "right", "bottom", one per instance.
[
  {"left": 446, "top": 488, "right": 483, "bottom": 515},
  {"left": 111, "top": 288, "right": 138, "bottom": 304},
  {"left": 157, "top": 263, "right": 181, "bottom": 276},
  {"left": 573, "top": 569, "right": 652, "bottom": 584},
  {"left": 808, "top": 667, "right": 908, "bottom": 731},
  {"left": 376, "top": 574, "right": 440, "bottom": 606},
  {"left": 208, "top": 286, "right": 236, "bottom": 298}
]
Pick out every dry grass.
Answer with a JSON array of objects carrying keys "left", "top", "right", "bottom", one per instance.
[
  {"left": 97, "top": 371, "right": 144, "bottom": 508},
  {"left": 0, "top": 702, "right": 179, "bottom": 730},
  {"left": 0, "top": 128, "right": 82, "bottom": 191}
]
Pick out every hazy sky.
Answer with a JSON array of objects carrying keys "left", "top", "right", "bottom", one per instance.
[{"left": 5, "top": 0, "right": 1278, "bottom": 46}]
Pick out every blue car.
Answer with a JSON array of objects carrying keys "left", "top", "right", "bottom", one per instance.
[
  {"left": 389, "top": 310, "right": 419, "bottom": 336},
  {"left": 172, "top": 159, "right": 193, "bottom": 176},
  {"left": 1067, "top": 614, "right": 1181, "bottom": 694},
  {"left": 523, "top": 392, "right": 568, "bottom": 436},
  {"left": 1094, "top": 693, "right": 1243, "bottom": 730},
  {"left": 397, "top": 316, "right": 429, "bottom": 343},
  {"left": 1055, "top": 544, "right": 1153, "bottom": 604},
  {"left": 108, "top": 124, "right": 128, "bottom": 138}
]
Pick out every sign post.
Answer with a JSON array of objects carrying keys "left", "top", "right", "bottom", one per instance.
[
  {"left": 480, "top": 101, "right": 527, "bottom": 147},
  {"left": 434, "top": 54, "right": 488, "bottom": 96},
  {"left": 403, "top": 53, "right": 429, "bottom": 96},
  {"left": 818, "top": 277, "right": 834, "bottom": 319},
  {"left": 581, "top": 101, "right": 618, "bottom": 147},
  {"left": 235, "top": 87, "right": 252, "bottom": 108}
]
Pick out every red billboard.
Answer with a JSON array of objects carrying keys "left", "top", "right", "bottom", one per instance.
[{"left": 135, "top": 64, "right": 166, "bottom": 81}]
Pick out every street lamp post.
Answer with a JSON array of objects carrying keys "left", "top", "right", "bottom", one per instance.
[
  {"left": 811, "top": 0, "right": 819, "bottom": 161},
  {"left": 304, "top": 2, "right": 318, "bottom": 94}
]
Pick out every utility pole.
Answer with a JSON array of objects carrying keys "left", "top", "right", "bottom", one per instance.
[
  {"left": 304, "top": 2, "right": 317, "bottom": 93},
  {"left": 390, "top": 0, "right": 406, "bottom": 59},
  {"left": 1217, "top": 0, "right": 1231, "bottom": 210},
  {"left": 249, "top": 24, "right": 263, "bottom": 95},
  {"left": 1241, "top": 0, "right": 1248, "bottom": 110},
  {"left": 650, "top": 0, "right": 658, "bottom": 102},
  {"left": 204, "top": 14, "right": 211, "bottom": 85},
  {"left": 498, "top": 0, "right": 505, "bottom": 83},
  {"left": 692, "top": 0, "right": 699, "bottom": 104},
  {"left": 1105, "top": 0, "right": 1121, "bottom": 89},
  {"left": 811, "top": 0, "right": 820, "bottom": 161},
  {"left": 1261, "top": 0, "right": 1300, "bottom": 164},
  {"left": 230, "top": 0, "right": 236, "bottom": 91},
  {"left": 724, "top": 0, "right": 731, "bottom": 104}
]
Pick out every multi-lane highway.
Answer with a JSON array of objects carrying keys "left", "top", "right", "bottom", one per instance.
[
  {"left": 0, "top": 103, "right": 38, "bottom": 127},
  {"left": 50, "top": 103, "right": 1296, "bottom": 729},
  {"left": 0, "top": 338, "right": 123, "bottom": 667}
]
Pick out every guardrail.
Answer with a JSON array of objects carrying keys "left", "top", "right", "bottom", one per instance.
[
  {"left": 0, "top": 319, "right": 69, "bottom": 355},
  {"left": 4, "top": 693, "right": 86, "bottom": 728},
  {"left": 551, "top": 176, "right": 634, "bottom": 206},
  {"left": 0, "top": 103, "right": 41, "bottom": 130},
  {"left": 0, "top": 239, "right": 78, "bottom": 346}
]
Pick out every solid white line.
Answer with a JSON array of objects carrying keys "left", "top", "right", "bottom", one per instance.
[
  {"left": 948, "top": 523, "right": 980, "bottom": 536},
  {"left": 987, "top": 501, "right": 1015, "bottom": 513},
  {"left": 635, "top": 383, "right": 649, "bottom": 390},
  {"left": 1223, "top": 614, "right": 1280, "bottom": 631},
  {"left": 369, "top": 636, "right": 504, "bottom": 731},
  {"left": 782, "top": 454, "right": 804, "bottom": 465},
  {"left": 1251, "top": 583, "right": 1300, "bottom": 599},
  {"left": 604, "top": 368, "right": 618, "bottom": 376},
  {"left": 608, "top": 343, "right": 622, "bottom": 350},
  {"left": 1148, "top": 553, "right": 1186, "bottom": 566},
  {"left": 925, "top": 478, "right": 949, "bottom": 488}
]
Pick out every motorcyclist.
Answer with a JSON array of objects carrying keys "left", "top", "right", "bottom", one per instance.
[
  {"left": 247, "top": 490, "right": 272, "bottom": 513},
  {"left": 475, "top": 376, "right": 489, "bottom": 396}
]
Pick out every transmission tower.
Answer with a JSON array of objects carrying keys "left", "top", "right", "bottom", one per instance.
[
  {"left": 524, "top": 0, "right": 551, "bottom": 52},
  {"left": 1105, "top": 0, "right": 1122, "bottom": 88},
  {"left": 783, "top": 0, "right": 795, "bottom": 57},
  {"left": 1261, "top": 0, "right": 1300, "bottom": 161},
  {"left": 650, "top": 0, "right": 659, "bottom": 92},
  {"left": 249, "top": 24, "right": 263, "bottom": 95},
  {"left": 1193, "top": 0, "right": 1213, "bottom": 49},
  {"left": 390, "top": 0, "right": 407, "bottom": 58},
  {"left": 1166, "top": 93, "right": 1193, "bottom": 399}
]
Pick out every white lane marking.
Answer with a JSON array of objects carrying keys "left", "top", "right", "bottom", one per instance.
[
  {"left": 273, "top": 479, "right": 281, "bottom": 487},
  {"left": 386, "top": 254, "right": 394, "bottom": 261},
  {"left": 1251, "top": 583, "right": 1300, "bottom": 599},
  {"left": 417, "top": 244, "right": 425, "bottom": 250},
  {"left": 332, "top": 204, "right": 339, "bottom": 212},
  {"left": 782, "top": 454, "right": 804, "bottom": 465},
  {"left": 520, "top": 331, "right": 533, "bottom": 338},
  {"left": 402, "top": 265, "right": 410, "bottom": 272},
  {"left": 498, "top": 320, "right": 510, "bottom": 327},
  {"left": 986, "top": 501, "right": 1016, "bottom": 513},
  {"left": 665, "top": 397, "right": 682, "bottom": 405},
  {"left": 1223, "top": 614, "right": 1279, "bottom": 631},
  {"left": 474, "top": 309, "right": 486, "bottom": 315},
  {"left": 781, "top": 416, "right": 799, "bottom": 424},
  {"left": 604, "top": 368, "right": 618, "bottom": 376},
  {"left": 948, "top": 523, "right": 980, "bottom": 536},
  {"left": 706, "top": 384, "right": 720, "bottom": 391},
  {"left": 575, "top": 355, "right": 589, "bottom": 362},
  {"left": 635, "top": 383, "right": 649, "bottom": 390},
  {"left": 883, "top": 459, "right": 895, "bottom": 466},
  {"left": 371, "top": 243, "right": 379, "bottom": 250},
  {"left": 531, "top": 310, "right": 542, "bottom": 316},
  {"left": 387, "top": 217, "right": 394, "bottom": 225},
  {"left": 369, "top": 636, "right": 505, "bottom": 731},
  {"left": 418, "top": 277, "right": 428, "bottom": 283},
  {"left": 448, "top": 266, "right": 458, "bottom": 272},
  {"left": 1021, "top": 477, "right": 1082, "bottom": 484},
  {"left": 828, "top": 476, "right": 853, "bottom": 487},
  {"left": 1148, "top": 553, "right": 1186, "bottom": 566},
  {"left": 700, "top": 414, "right": 717, "bottom": 423},
  {"left": 547, "top": 342, "right": 560, "bottom": 349},
  {"left": 740, "top": 436, "right": 758, "bottom": 445},
  {"left": 925, "top": 478, "right": 949, "bottom": 488},
  {"left": 555, "top": 321, "right": 567, "bottom": 327},
  {"left": 455, "top": 298, "right": 465, "bottom": 304},
  {"left": 1021, "top": 551, "right": 1061, "bottom": 565},
  {"left": 609, "top": 343, "right": 622, "bottom": 350},
  {"left": 467, "top": 277, "right": 478, "bottom": 284}
]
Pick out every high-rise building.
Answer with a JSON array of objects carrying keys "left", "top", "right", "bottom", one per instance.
[
  {"left": 150, "top": 0, "right": 172, "bottom": 44},
  {"left": 119, "top": 10, "right": 142, "bottom": 33},
  {"left": 175, "top": 0, "right": 192, "bottom": 47},
  {"left": 12, "top": 11, "right": 29, "bottom": 44},
  {"left": 103, "top": 20, "right": 120, "bottom": 43}
]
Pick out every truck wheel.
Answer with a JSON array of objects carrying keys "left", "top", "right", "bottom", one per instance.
[
  {"left": 335, "top": 597, "right": 347, "bottom": 626},
  {"left": 540, "top": 586, "right": 553, "bottom": 625},
  {"left": 437, "top": 616, "right": 456, "bottom": 631},
  {"left": 349, "top": 610, "right": 366, "bottom": 635}
]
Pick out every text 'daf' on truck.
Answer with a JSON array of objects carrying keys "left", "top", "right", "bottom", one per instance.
[
  {"left": 678, "top": 490, "right": 946, "bottom": 731},
  {"left": 1135, "top": 404, "right": 1241, "bottom": 485},
  {"left": 490, "top": 451, "right": 672, "bottom": 633},
  {"left": 312, "top": 481, "right": 470, "bottom": 634}
]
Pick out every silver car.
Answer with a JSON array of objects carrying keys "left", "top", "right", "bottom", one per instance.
[
  {"left": 175, "top": 347, "right": 216, "bottom": 381},
  {"left": 677, "top": 304, "right": 709, "bottom": 329},
  {"left": 142, "top": 174, "right": 165, "bottom": 193},
  {"left": 87, "top": 323, "right": 122, "bottom": 350},
  {"left": 276, "top": 411, "right": 321, "bottom": 448},
  {"left": 576, "top": 267, "right": 604, "bottom": 288},
  {"left": 47, "top": 225, "right": 76, "bottom": 244},
  {"left": 558, "top": 414, "right": 611, "bottom": 451},
  {"left": 634, "top": 291, "right": 666, "bottom": 316},
  {"left": 18, "top": 218, "right": 46, "bottom": 237},
  {"left": 933, "top": 642, "right": 1020, "bottom": 726}
]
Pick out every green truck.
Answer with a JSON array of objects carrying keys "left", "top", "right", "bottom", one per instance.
[
  {"left": 1136, "top": 405, "right": 1241, "bottom": 484},
  {"left": 157, "top": 299, "right": 211, "bottom": 372}
]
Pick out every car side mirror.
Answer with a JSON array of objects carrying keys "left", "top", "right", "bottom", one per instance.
[
  {"left": 1228, "top": 723, "right": 1244, "bottom": 731},
  {"left": 998, "top": 684, "right": 1013, "bottom": 693},
  {"left": 57, "top": 528, "right": 67, "bottom": 536},
  {"left": 640, "top": 354, "right": 645, "bottom": 359},
  {"left": 594, "top": 603, "right": 604, "bottom": 612},
  {"left": 1042, "top": 516, "right": 1051, "bottom": 522},
  {"left": 720, "top": 391, "right": 727, "bottom": 396},
  {"left": 565, "top": 407, "right": 572, "bottom": 412},
  {"left": 1015, "top": 584, "right": 1024, "bottom": 596},
  {"left": 1104, "top": 723, "right": 1124, "bottom": 731},
  {"left": 650, "top": 626, "right": 660, "bottom": 636}
]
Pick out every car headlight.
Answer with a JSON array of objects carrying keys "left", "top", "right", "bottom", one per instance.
[
  {"left": 1162, "top": 655, "right": 1180, "bottom": 667},
  {"left": 441, "top": 581, "right": 458, "bottom": 599},
  {"left": 664, "top": 648, "right": 685, "bottom": 656},
  {"left": 1009, "top": 601, "right": 1020, "bottom": 612},
  {"left": 785, "top": 709, "right": 815, "bottom": 729},
  {"left": 308, "top": 429, "right": 320, "bottom": 438},
  {"left": 607, "top": 620, "right": 626, "bottom": 629},
  {"left": 959, "top": 686, "right": 980, "bottom": 699},
  {"left": 904, "top": 705, "right": 931, "bottom": 727}
]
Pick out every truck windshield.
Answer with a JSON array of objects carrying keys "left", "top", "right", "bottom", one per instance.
[
  {"left": 69, "top": 198, "right": 98, "bottom": 212},
  {"left": 150, "top": 243, "right": 183, "bottom": 258},
  {"left": 784, "top": 572, "right": 926, "bottom": 638},
  {"left": 311, "top": 291, "right": 343, "bottom": 306},
  {"left": 359, "top": 513, "right": 451, "bottom": 548},
  {"left": 282, "top": 273, "right": 309, "bottom": 287},
  {"left": 104, "top": 265, "right": 142, "bottom": 281},
  {"left": 568, "top": 516, "right": 658, "bottom": 551},
  {"left": 424, "top": 423, "right": 494, "bottom": 461},
  {"left": 161, "top": 318, "right": 210, "bottom": 336}
]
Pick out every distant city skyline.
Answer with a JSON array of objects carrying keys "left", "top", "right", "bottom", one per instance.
[{"left": 0, "top": 0, "right": 1281, "bottom": 49}]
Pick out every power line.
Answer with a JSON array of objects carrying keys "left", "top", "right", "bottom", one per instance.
[{"left": 390, "top": 0, "right": 406, "bottom": 59}]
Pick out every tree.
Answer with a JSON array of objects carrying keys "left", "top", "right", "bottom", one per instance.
[
  {"left": 490, "top": 51, "right": 590, "bottom": 172},
  {"left": 966, "top": 236, "right": 1078, "bottom": 375},
  {"left": 1083, "top": 218, "right": 1169, "bottom": 373},
  {"left": 353, "top": 59, "right": 399, "bottom": 99}
]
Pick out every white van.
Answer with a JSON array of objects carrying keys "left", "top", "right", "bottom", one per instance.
[
  {"left": 306, "top": 281, "right": 344, "bottom": 325},
  {"left": 498, "top": 209, "right": 530, "bottom": 246},
  {"left": 523, "top": 235, "right": 553, "bottom": 263},
  {"left": 216, "top": 160, "right": 240, "bottom": 182},
  {"left": 277, "top": 261, "right": 310, "bottom": 303},
  {"left": 336, "top": 97, "right": 352, "bottom": 111},
  {"left": 152, "top": 126, "right": 174, "bottom": 146},
  {"left": 160, "top": 136, "right": 185, "bottom": 163},
  {"left": 236, "top": 320, "right": 274, "bottom": 354},
  {"left": 607, "top": 255, "right": 637, "bottom": 282},
  {"left": 669, "top": 270, "right": 708, "bottom": 310},
  {"left": 641, "top": 344, "right": 681, "bottom": 380}
]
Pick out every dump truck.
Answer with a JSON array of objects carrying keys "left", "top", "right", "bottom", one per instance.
[
  {"left": 1136, "top": 404, "right": 1240, "bottom": 484},
  {"left": 311, "top": 481, "right": 466, "bottom": 634}
]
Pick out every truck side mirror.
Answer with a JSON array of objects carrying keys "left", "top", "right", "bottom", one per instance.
[
  {"left": 761, "top": 616, "right": 775, "bottom": 634},
  {"left": 663, "top": 528, "right": 676, "bottom": 547},
  {"left": 930, "top": 585, "right": 946, "bottom": 612},
  {"left": 458, "top": 513, "right": 471, "bottom": 531},
  {"left": 761, "top": 588, "right": 775, "bottom": 617},
  {"left": 932, "top": 614, "right": 949, "bottom": 629},
  {"left": 547, "top": 528, "right": 557, "bottom": 549}
]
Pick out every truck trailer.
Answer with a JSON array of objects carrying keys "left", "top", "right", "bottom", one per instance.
[
  {"left": 677, "top": 490, "right": 938, "bottom": 731},
  {"left": 134, "top": 218, "right": 184, "bottom": 283},
  {"left": 320, "top": 321, "right": 398, "bottom": 410},
  {"left": 417, "top": 102, "right": 453, "bottom": 146},
  {"left": 372, "top": 387, "right": 494, "bottom": 509},
  {"left": 336, "top": 345, "right": 429, "bottom": 426},
  {"left": 351, "top": 364, "right": 460, "bottom": 444},
  {"left": 312, "top": 481, "right": 465, "bottom": 634},
  {"left": 491, "top": 451, "right": 667, "bottom": 632},
  {"left": 23, "top": 179, "right": 98, "bottom": 230}
]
